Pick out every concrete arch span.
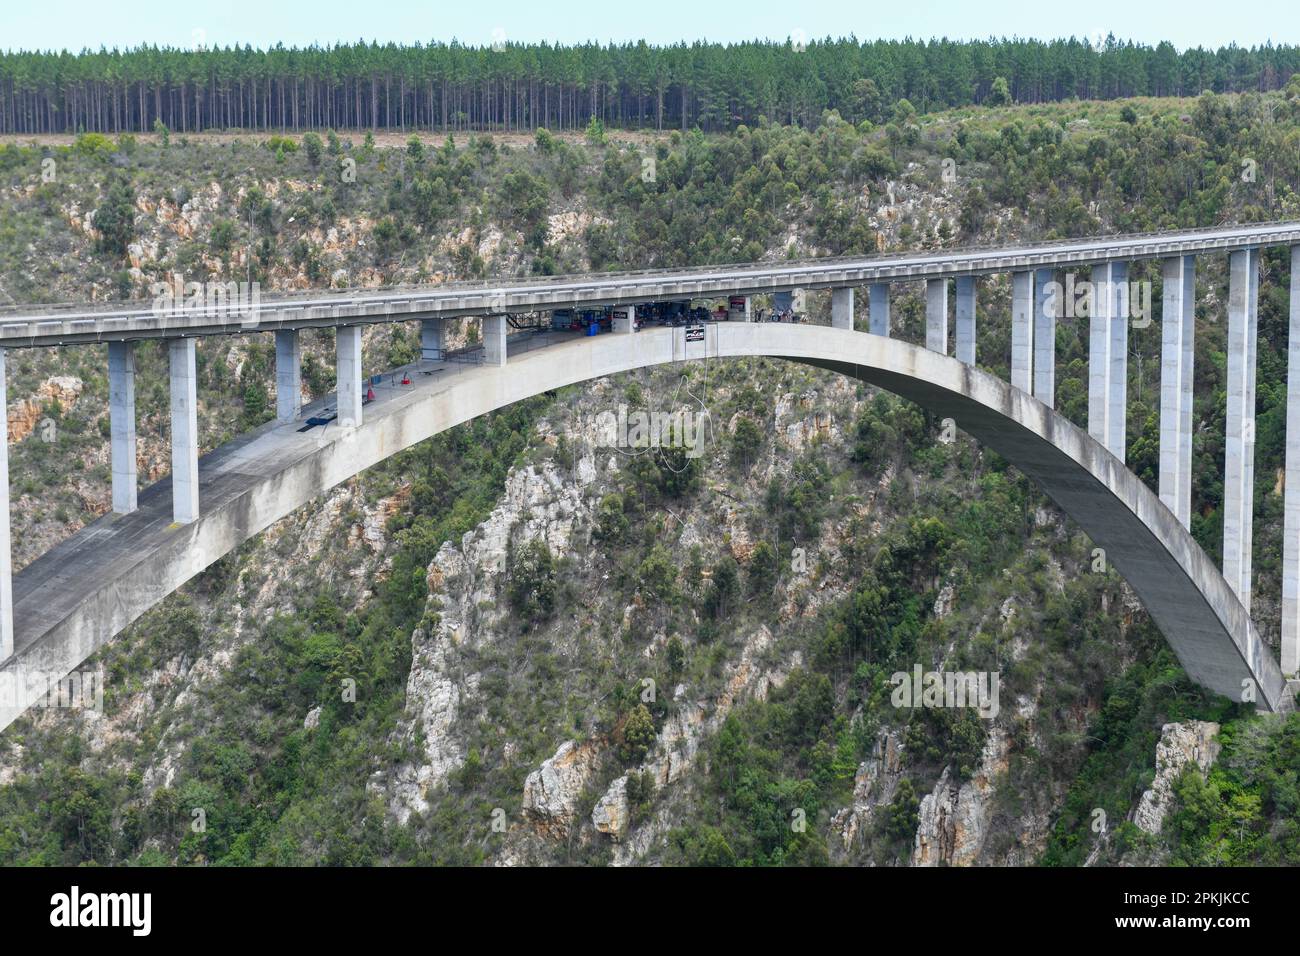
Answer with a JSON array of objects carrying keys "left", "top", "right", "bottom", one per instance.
[{"left": 1, "top": 322, "right": 1289, "bottom": 733}]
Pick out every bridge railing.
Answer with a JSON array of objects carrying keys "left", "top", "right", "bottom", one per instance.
[{"left": 4, "top": 220, "right": 1299, "bottom": 323}]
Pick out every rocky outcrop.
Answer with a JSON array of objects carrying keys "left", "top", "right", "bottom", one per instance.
[
  {"left": 522, "top": 740, "right": 603, "bottom": 838},
  {"left": 831, "top": 730, "right": 905, "bottom": 850},
  {"left": 7, "top": 375, "right": 84, "bottom": 443},
  {"left": 913, "top": 727, "right": 1008, "bottom": 866},
  {"left": 592, "top": 774, "right": 629, "bottom": 839},
  {"left": 1133, "top": 721, "right": 1221, "bottom": 835}
]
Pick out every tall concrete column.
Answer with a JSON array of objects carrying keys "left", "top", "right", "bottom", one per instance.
[
  {"left": 274, "top": 329, "right": 301, "bottom": 423},
  {"left": 831, "top": 287, "right": 854, "bottom": 331},
  {"left": 925, "top": 278, "right": 948, "bottom": 354},
  {"left": 1284, "top": 246, "right": 1300, "bottom": 674},
  {"left": 336, "top": 325, "right": 363, "bottom": 429},
  {"left": 483, "top": 315, "right": 507, "bottom": 366},
  {"left": 421, "top": 317, "right": 445, "bottom": 360},
  {"left": 1011, "top": 271, "right": 1034, "bottom": 392},
  {"left": 0, "top": 348, "right": 11, "bottom": 660},
  {"left": 869, "top": 283, "right": 890, "bottom": 336},
  {"left": 1088, "top": 263, "right": 1113, "bottom": 447},
  {"left": 1178, "top": 257, "right": 1196, "bottom": 528},
  {"left": 1243, "top": 250, "right": 1260, "bottom": 608},
  {"left": 1108, "top": 262, "right": 1130, "bottom": 462},
  {"left": 169, "top": 338, "right": 199, "bottom": 525},
  {"left": 1158, "top": 257, "right": 1186, "bottom": 522},
  {"left": 1223, "top": 249, "right": 1259, "bottom": 609},
  {"left": 1033, "top": 267, "right": 1056, "bottom": 406},
  {"left": 109, "top": 341, "right": 137, "bottom": 514},
  {"left": 955, "top": 276, "right": 976, "bottom": 365}
]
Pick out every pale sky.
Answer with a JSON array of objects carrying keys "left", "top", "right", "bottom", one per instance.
[{"left": 3, "top": 0, "right": 1299, "bottom": 53}]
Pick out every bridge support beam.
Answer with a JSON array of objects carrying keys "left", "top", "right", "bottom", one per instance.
[
  {"left": 925, "top": 278, "right": 947, "bottom": 354},
  {"left": 484, "top": 315, "right": 507, "bottom": 366},
  {"left": 0, "top": 348, "right": 11, "bottom": 659},
  {"left": 420, "top": 318, "right": 445, "bottom": 361},
  {"left": 869, "top": 283, "right": 890, "bottom": 336},
  {"left": 1034, "top": 267, "right": 1056, "bottom": 406},
  {"left": 1179, "top": 258, "right": 1196, "bottom": 527},
  {"left": 109, "top": 341, "right": 137, "bottom": 514},
  {"left": 1089, "top": 263, "right": 1114, "bottom": 448},
  {"left": 1159, "top": 257, "right": 1188, "bottom": 524},
  {"left": 169, "top": 338, "right": 199, "bottom": 525},
  {"left": 275, "top": 330, "right": 301, "bottom": 423},
  {"left": 955, "top": 276, "right": 976, "bottom": 365},
  {"left": 336, "top": 326, "right": 363, "bottom": 429},
  {"left": 1285, "top": 247, "right": 1300, "bottom": 675},
  {"left": 1011, "top": 271, "right": 1033, "bottom": 392},
  {"left": 1224, "top": 248, "right": 1260, "bottom": 610},
  {"left": 1108, "top": 262, "right": 1130, "bottom": 462},
  {"left": 831, "top": 287, "right": 854, "bottom": 331}
]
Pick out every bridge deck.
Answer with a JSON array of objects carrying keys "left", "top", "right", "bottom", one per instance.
[{"left": 2, "top": 221, "right": 1299, "bottom": 348}]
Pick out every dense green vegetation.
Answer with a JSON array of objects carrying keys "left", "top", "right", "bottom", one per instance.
[
  {"left": 5, "top": 79, "right": 1300, "bottom": 864},
  {"left": 0, "top": 397, "right": 550, "bottom": 865},
  {"left": 4, "top": 36, "right": 1300, "bottom": 135}
]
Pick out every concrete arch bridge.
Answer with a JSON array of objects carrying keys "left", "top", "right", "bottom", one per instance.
[{"left": 2, "top": 222, "right": 1300, "bottom": 730}]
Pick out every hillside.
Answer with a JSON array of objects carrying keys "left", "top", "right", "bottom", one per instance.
[{"left": 2, "top": 89, "right": 1300, "bottom": 865}]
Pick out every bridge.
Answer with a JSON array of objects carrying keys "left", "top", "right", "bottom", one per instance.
[{"left": 2, "top": 221, "right": 1300, "bottom": 731}]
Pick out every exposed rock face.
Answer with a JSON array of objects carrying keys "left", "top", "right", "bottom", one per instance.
[
  {"left": 7, "top": 375, "right": 84, "bottom": 442},
  {"left": 831, "top": 730, "right": 905, "bottom": 850},
  {"left": 1133, "top": 721, "right": 1221, "bottom": 835},
  {"left": 913, "top": 727, "right": 1008, "bottom": 866},
  {"left": 592, "top": 774, "right": 629, "bottom": 839},
  {"left": 386, "top": 457, "right": 597, "bottom": 824},
  {"left": 522, "top": 740, "right": 602, "bottom": 838}
]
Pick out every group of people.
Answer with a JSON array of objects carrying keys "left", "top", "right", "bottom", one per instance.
[{"left": 758, "top": 308, "right": 804, "bottom": 323}]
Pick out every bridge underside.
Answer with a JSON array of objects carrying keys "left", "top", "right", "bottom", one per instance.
[{"left": 0, "top": 323, "right": 1290, "bottom": 732}]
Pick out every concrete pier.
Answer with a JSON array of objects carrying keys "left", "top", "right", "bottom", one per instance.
[
  {"left": 1179, "top": 257, "right": 1196, "bottom": 528},
  {"left": 869, "top": 283, "right": 890, "bottom": 336},
  {"left": 926, "top": 278, "right": 948, "bottom": 354},
  {"left": 1285, "top": 246, "right": 1300, "bottom": 674},
  {"left": 484, "top": 315, "right": 507, "bottom": 366},
  {"left": 1159, "top": 257, "right": 1186, "bottom": 522},
  {"left": 336, "top": 326, "right": 363, "bottom": 429},
  {"left": 109, "top": 341, "right": 137, "bottom": 514},
  {"left": 420, "top": 317, "right": 445, "bottom": 360},
  {"left": 1089, "top": 263, "right": 1113, "bottom": 448},
  {"left": 1108, "top": 262, "right": 1129, "bottom": 462},
  {"left": 1223, "top": 249, "right": 1259, "bottom": 609},
  {"left": 0, "top": 348, "right": 11, "bottom": 659},
  {"left": 1011, "top": 271, "right": 1033, "bottom": 392},
  {"left": 955, "top": 276, "right": 976, "bottom": 365},
  {"left": 168, "top": 338, "right": 199, "bottom": 524},
  {"left": 1033, "top": 267, "right": 1056, "bottom": 406},
  {"left": 1244, "top": 250, "right": 1260, "bottom": 609},
  {"left": 275, "top": 329, "right": 301, "bottom": 423},
  {"left": 831, "top": 287, "right": 854, "bottom": 331}
]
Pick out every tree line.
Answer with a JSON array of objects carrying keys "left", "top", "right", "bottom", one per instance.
[
  {"left": 2, "top": 36, "right": 1299, "bottom": 137},
  {"left": 0, "top": 36, "right": 1294, "bottom": 136}
]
